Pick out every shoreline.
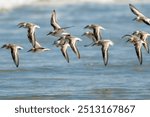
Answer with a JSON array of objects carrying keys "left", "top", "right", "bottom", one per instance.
[{"left": 0, "top": 0, "right": 150, "bottom": 11}]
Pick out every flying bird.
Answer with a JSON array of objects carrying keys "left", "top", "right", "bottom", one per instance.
[
  {"left": 27, "top": 41, "right": 50, "bottom": 53},
  {"left": 1, "top": 44, "right": 23, "bottom": 67},
  {"left": 95, "top": 40, "right": 114, "bottom": 66},
  {"left": 133, "top": 30, "right": 150, "bottom": 53},
  {"left": 84, "top": 24, "right": 105, "bottom": 41},
  {"left": 129, "top": 4, "right": 150, "bottom": 25},
  {"left": 122, "top": 35, "right": 144, "bottom": 65},
  {"left": 18, "top": 22, "right": 40, "bottom": 47},
  {"left": 65, "top": 35, "right": 82, "bottom": 59},
  {"left": 47, "top": 10, "right": 72, "bottom": 37},
  {"left": 123, "top": 30, "right": 150, "bottom": 53},
  {"left": 82, "top": 31, "right": 97, "bottom": 47},
  {"left": 53, "top": 36, "right": 70, "bottom": 63},
  {"left": 18, "top": 22, "right": 50, "bottom": 53}
]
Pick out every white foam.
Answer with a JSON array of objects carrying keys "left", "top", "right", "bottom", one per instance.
[
  {"left": 0, "top": 0, "right": 150, "bottom": 10},
  {"left": 0, "top": 0, "right": 36, "bottom": 10},
  {"left": 47, "top": 0, "right": 150, "bottom": 6},
  {"left": 49, "top": 0, "right": 114, "bottom": 6}
]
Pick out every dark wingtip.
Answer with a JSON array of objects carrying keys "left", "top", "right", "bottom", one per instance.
[
  {"left": 129, "top": 3, "right": 133, "bottom": 7},
  {"left": 78, "top": 55, "right": 80, "bottom": 59},
  {"left": 52, "top": 9, "right": 56, "bottom": 13},
  {"left": 67, "top": 60, "right": 69, "bottom": 63},
  {"left": 104, "top": 62, "right": 108, "bottom": 66}
]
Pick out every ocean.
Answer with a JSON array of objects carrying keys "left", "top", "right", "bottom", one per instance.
[{"left": 0, "top": 1, "right": 150, "bottom": 99}]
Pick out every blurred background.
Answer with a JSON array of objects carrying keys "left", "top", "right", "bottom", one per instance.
[
  {"left": 0, "top": 0, "right": 150, "bottom": 11},
  {"left": 0, "top": 0, "right": 150, "bottom": 100}
]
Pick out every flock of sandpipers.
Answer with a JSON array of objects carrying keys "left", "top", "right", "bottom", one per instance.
[{"left": 1, "top": 3, "right": 150, "bottom": 67}]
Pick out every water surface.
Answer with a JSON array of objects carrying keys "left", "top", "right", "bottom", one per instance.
[{"left": 0, "top": 3, "right": 150, "bottom": 99}]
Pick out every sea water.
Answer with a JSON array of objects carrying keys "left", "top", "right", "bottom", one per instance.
[{"left": 0, "top": 2, "right": 150, "bottom": 99}]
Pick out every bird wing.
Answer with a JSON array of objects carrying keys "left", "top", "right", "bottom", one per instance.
[
  {"left": 134, "top": 42, "right": 143, "bottom": 65},
  {"left": 34, "top": 41, "right": 42, "bottom": 48},
  {"left": 129, "top": 4, "right": 145, "bottom": 17},
  {"left": 51, "top": 10, "right": 61, "bottom": 30},
  {"left": 142, "top": 40, "right": 149, "bottom": 53},
  {"left": 101, "top": 45, "right": 109, "bottom": 66},
  {"left": 11, "top": 47, "right": 19, "bottom": 67},
  {"left": 93, "top": 28, "right": 101, "bottom": 41},
  {"left": 27, "top": 27, "right": 37, "bottom": 47},
  {"left": 142, "top": 18, "right": 150, "bottom": 26},
  {"left": 70, "top": 40, "right": 80, "bottom": 59},
  {"left": 61, "top": 44, "right": 69, "bottom": 63}
]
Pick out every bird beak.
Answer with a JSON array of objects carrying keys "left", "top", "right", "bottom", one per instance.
[
  {"left": 84, "top": 25, "right": 88, "bottom": 29},
  {"left": 132, "top": 18, "right": 136, "bottom": 21},
  {"left": 27, "top": 49, "right": 31, "bottom": 52},
  {"left": 47, "top": 32, "right": 52, "bottom": 35},
  {"left": 121, "top": 34, "right": 131, "bottom": 39},
  {"left": 92, "top": 43, "right": 97, "bottom": 46},
  {"left": 17, "top": 24, "right": 23, "bottom": 28},
  {"left": 126, "top": 39, "right": 130, "bottom": 42},
  {"left": 1, "top": 45, "right": 5, "bottom": 48},
  {"left": 81, "top": 33, "right": 85, "bottom": 36}
]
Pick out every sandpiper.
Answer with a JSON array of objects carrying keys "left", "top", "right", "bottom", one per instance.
[
  {"left": 133, "top": 30, "right": 150, "bottom": 53},
  {"left": 129, "top": 4, "right": 150, "bottom": 25},
  {"left": 27, "top": 41, "right": 50, "bottom": 53},
  {"left": 53, "top": 36, "right": 70, "bottom": 63},
  {"left": 95, "top": 40, "right": 113, "bottom": 66},
  {"left": 18, "top": 22, "right": 50, "bottom": 53},
  {"left": 47, "top": 10, "right": 71, "bottom": 37},
  {"left": 82, "top": 31, "right": 97, "bottom": 47},
  {"left": 123, "top": 35, "right": 144, "bottom": 65},
  {"left": 123, "top": 30, "right": 150, "bottom": 53},
  {"left": 84, "top": 24, "right": 105, "bottom": 41},
  {"left": 1, "top": 44, "right": 23, "bottom": 67},
  {"left": 65, "top": 35, "right": 82, "bottom": 59},
  {"left": 18, "top": 22, "right": 40, "bottom": 47}
]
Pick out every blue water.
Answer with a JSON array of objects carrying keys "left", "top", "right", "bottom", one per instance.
[{"left": 0, "top": 3, "right": 150, "bottom": 99}]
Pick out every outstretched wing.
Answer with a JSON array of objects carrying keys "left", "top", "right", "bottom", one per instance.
[
  {"left": 11, "top": 47, "right": 19, "bottom": 67},
  {"left": 51, "top": 10, "right": 61, "bottom": 30},
  {"left": 101, "top": 46, "right": 109, "bottom": 66},
  {"left": 27, "top": 27, "right": 37, "bottom": 47},
  {"left": 61, "top": 44, "right": 69, "bottom": 63},
  {"left": 134, "top": 43, "right": 142, "bottom": 65},
  {"left": 70, "top": 40, "right": 80, "bottom": 59},
  {"left": 129, "top": 4, "right": 145, "bottom": 17},
  {"left": 142, "top": 40, "right": 149, "bottom": 53}
]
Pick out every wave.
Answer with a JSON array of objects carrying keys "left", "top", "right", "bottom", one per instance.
[
  {"left": 0, "top": 0, "right": 37, "bottom": 10},
  {"left": 0, "top": 0, "right": 150, "bottom": 11}
]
